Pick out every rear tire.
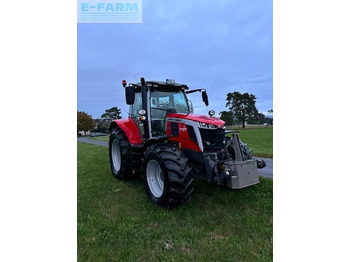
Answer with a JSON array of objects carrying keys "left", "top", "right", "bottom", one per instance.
[
  {"left": 143, "top": 143, "right": 194, "bottom": 208},
  {"left": 109, "top": 128, "right": 131, "bottom": 180}
]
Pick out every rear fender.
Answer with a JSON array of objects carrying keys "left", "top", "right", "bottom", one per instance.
[{"left": 109, "top": 118, "right": 143, "bottom": 145}]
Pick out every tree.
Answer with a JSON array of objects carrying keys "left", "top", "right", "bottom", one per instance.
[
  {"left": 77, "top": 111, "right": 95, "bottom": 134},
  {"left": 225, "top": 92, "right": 259, "bottom": 128},
  {"left": 93, "top": 118, "right": 107, "bottom": 133},
  {"left": 267, "top": 109, "right": 273, "bottom": 125},
  {"left": 264, "top": 117, "right": 273, "bottom": 125},
  {"left": 101, "top": 107, "right": 122, "bottom": 121},
  {"left": 98, "top": 107, "right": 122, "bottom": 133},
  {"left": 247, "top": 112, "right": 265, "bottom": 125},
  {"left": 219, "top": 110, "right": 235, "bottom": 126}
]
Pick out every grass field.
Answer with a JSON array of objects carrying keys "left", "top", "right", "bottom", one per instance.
[
  {"left": 226, "top": 127, "right": 273, "bottom": 158},
  {"left": 78, "top": 142, "right": 273, "bottom": 261}
]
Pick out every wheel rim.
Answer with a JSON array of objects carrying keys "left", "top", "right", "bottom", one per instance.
[
  {"left": 111, "top": 139, "right": 121, "bottom": 172},
  {"left": 146, "top": 160, "right": 164, "bottom": 198}
]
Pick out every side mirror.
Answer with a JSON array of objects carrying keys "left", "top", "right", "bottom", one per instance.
[
  {"left": 125, "top": 86, "right": 135, "bottom": 105},
  {"left": 188, "top": 100, "right": 194, "bottom": 113},
  {"left": 202, "top": 91, "right": 209, "bottom": 106}
]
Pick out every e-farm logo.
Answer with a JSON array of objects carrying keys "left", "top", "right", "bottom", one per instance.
[{"left": 77, "top": 0, "right": 142, "bottom": 23}]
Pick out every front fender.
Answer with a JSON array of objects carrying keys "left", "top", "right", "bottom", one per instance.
[{"left": 110, "top": 118, "right": 143, "bottom": 145}]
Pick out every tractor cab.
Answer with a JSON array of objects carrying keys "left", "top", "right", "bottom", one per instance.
[{"left": 125, "top": 78, "right": 209, "bottom": 141}]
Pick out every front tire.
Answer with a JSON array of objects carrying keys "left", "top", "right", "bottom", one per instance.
[
  {"left": 143, "top": 143, "right": 194, "bottom": 208},
  {"left": 109, "top": 128, "right": 131, "bottom": 180}
]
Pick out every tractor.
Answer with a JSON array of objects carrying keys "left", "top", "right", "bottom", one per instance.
[{"left": 109, "top": 78, "right": 266, "bottom": 208}]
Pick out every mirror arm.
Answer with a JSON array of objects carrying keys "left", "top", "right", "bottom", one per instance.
[{"left": 185, "top": 88, "right": 205, "bottom": 94}]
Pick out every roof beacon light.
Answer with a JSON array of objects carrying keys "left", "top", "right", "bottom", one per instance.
[
  {"left": 166, "top": 79, "right": 175, "bottom": 85},
  {"left": 122, "top": 80, "right": 127, "bottom": 87},
  {"left": 208, "top": 110, "right": 215, "bottom": 116}
]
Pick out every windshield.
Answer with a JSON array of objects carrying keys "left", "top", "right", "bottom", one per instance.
[{"left": 150, "top": 89, "right": 189, "bottom": 114}]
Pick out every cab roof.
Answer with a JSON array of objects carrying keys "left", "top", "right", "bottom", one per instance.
[{"left": 131, "top": 80, "right": 189, "bottom": 90}]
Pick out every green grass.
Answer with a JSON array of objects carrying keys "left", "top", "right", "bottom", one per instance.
[
  {"left": 88, "top": 135, "right": 109, "bottom": 141},
  {"left": 226, "top": 127, "right": 273, "bottom": 158},
  {"left": 78, "top": 142, "right": 273, "bottom": 261}
]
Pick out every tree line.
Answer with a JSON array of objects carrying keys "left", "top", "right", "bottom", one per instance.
[
  {"left": 77, "top": 92, "right": 272, "bottom": 134},
  {"left": 77, "top": 107, "right": 121, "bottom": 135}
]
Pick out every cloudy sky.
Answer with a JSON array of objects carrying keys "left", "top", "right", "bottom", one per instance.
[{"left": 77, "top": 0, "right": 273, "bottom": 119}]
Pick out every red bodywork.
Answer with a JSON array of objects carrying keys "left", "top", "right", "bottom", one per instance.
[
  {"left": 166, "top": 122, "right": 202, "bottom": 152},
  {"left": 111, "top": 118, "right": 143, "bottom": 144},
  {"left": 166, "top": 113, "right": 225, "bottom": 152},
  {"left": 112, "top": 113, "right": 225, "bottom": 152},
  {"left": 166, "top": 113, "right": 225, "bottom": 128}
]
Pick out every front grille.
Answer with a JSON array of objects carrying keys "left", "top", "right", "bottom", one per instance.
[{"left": 199, "top": 128, "right": 225, "bottom": 152}]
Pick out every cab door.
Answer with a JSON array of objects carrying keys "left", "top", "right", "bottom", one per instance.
[
  {"left": 130, "top": 90, "right": 147, "bottom": 140},
  {"left": 150, "top": 95, "right": 168, "bottom": 137}
]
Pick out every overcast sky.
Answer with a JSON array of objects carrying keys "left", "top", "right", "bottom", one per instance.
[{"left": 77, "top": 0, "right": 273, "bottom": 119}]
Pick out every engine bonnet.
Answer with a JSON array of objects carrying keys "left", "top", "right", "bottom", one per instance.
[{"left": 166, "top": 113, "right": 225, "bottom": 128}]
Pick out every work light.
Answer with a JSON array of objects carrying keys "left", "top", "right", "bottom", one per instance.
[
  {"left": 166, "top": 79, "right": 175, "bottom": 85},
  {"left": 137, "top": 109, "right": 146, "bottom": 116},
  {"left": 208, "top": 110, "right": 215, "bottom": 116}
]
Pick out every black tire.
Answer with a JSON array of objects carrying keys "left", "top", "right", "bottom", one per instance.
[
  {"left": 143, "top": 143, "right": 194, "bottom": 208},
  {"left": 109, "top": 128, "right": 131, "bottom": 180}
]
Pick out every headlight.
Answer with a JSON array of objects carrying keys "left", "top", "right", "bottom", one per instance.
[
  {"left": 198, "top": 122, "right": 217, "bottom": 129},
  {"left": 199, "top": 122, "right": 208, "bottom": 128}
]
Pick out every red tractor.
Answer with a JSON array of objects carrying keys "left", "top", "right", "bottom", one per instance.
[{"left": 109, "top": 78, "right": 266, "bottom": 208}]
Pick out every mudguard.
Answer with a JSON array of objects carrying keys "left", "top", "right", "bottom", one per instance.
[{"left": 110, "top": 118, "right": 143, "bottom": 145}]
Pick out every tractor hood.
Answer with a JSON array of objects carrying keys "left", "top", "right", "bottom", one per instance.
[{"left": 166, "top": 113, "right": 225, "bottom": 128}]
